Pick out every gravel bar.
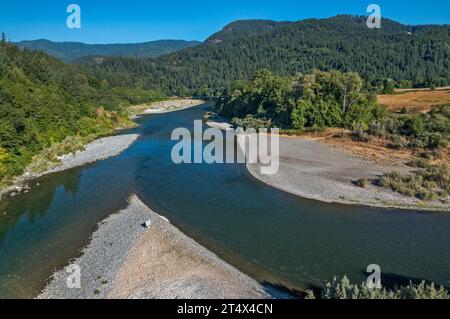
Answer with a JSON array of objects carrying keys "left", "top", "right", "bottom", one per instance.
[
  {"left": 1, "top": 134, "right": 138, "bottom": 200},
  {"left": 248, "top": 136, "right": 450, "bottom": 211},
  {"left": 39, "top": 196, "right": 271, "bottom": 299}
]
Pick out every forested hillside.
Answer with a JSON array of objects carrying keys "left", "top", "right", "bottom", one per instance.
[
  {"left": 15, "top": 39, "right": 201, "bottom": 62},
  {"left": 80, "top": 15, "right": 450, "bottom": 96},
  {"left": 205, "top": 20, "right": 292, "bottom": 44},
  {"left": 216, "top": 69, "right": 382, "bottom": 130},
  {"left": 2, "top": 14, "right": 449, "bottom": 187},
  {"left": 0, "top": 39, "right": 163, "bottom": 183}
]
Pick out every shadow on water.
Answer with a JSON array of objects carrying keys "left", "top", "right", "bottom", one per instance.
[
  {"left": 0, "top": 155, "right": 136, "bottom": 298},
  {"left": 261, "top": 282, "right": 305, "bottom": 299},
  {"left": 0, "top": 103, "right": 450, "bottom": 299},
  {"left": 0, "top": 170, "right": 81, "bottom": 246}
]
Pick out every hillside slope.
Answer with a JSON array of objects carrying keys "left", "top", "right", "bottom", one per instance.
[
  {"left": 205, "top": 20, "right": 292, "bottom": 43},
  {"left": 81, "top": 15, "right": 450, "bottom": 96},
  {"left": 0, "top": 41, "right": 163, "bottom": 183},
  {"left": 15, "top": 39, "right": 201, "bottom": 61}
]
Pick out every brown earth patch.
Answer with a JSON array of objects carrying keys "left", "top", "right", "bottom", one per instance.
[
  {"left": 378, "top": 88, "right": 450, "bottom": 113},
  {"left": 282, "top": 128, "right": 449, "bottom": 167}
]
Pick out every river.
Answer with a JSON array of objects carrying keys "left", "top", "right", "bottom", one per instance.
[{"left": 0, "top": 103, "right": 449, "bottom": 298}]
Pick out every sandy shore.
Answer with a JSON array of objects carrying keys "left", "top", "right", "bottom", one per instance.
[
  {"left": 206, "top": 121, "right": 234, "bottom": 130},
  {"left": 44, "top": 134, "right": 139, "bottom": 175},
  {"left": 247, "top": 136, "right": 450, "bottom": 211},
  {"left": 0, "top": 134, "right": 138, "bottom": 200},
  {"left": 39, "top": 196, "right": 271, "bottom": 299},
  {"left": 133, "top": 99, "right": 205, "bottom": 115}
]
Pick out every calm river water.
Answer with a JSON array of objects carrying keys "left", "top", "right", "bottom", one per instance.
[{"left": 0, "top": 104, "right": 449, "bottom": 298}]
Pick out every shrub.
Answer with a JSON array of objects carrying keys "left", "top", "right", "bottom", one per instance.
[
  {"left": 0, "top": 147, "right": 8, "bottom": 177},
  {"left": 356, "top": 178, "right": 368, "bottom": 188},
  {"left": 352, "top": 130, "right": 372, "bottom": 142},
  {"left": 376, "top": 105, "right": 450, "bottom": 150},
  {"left": 368, "top": 121, "right": 385, "bottom": 137},
  {"left": 400, "top": 107, "right": 408, "bottom": 114},
  {"left": 308, "top": 276, "right": 450, "bottom": 299},
  {"left": 388, "top": 134, "right": 408, "bottom": 149},
  {"left": 231, "top": 115, "right": 272, "bottom": 130},
  {"left": 407, "top": 158, "right": 430, "bottom": 168},
  {"left": 419, "top": 149, "right": 442, "bottom": 161},
  {"left": 417, "top": 190, "right": 439, "bottom": 202},
  {"left": 377, "top": 164, "right": 450, "bottom": 202}
]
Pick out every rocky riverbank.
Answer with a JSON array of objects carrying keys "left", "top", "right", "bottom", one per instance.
[
  {"left": 247, "top": 136, "right": 449, "bottom": 211},
  {"left": 0, "top": 134, "right": 138, "bottom": 200},
  {"left": 39, "top": 196, "right": 271, "bottom": 299},
  {"left": 131, "top": 99, "right": 204, "bottom": 115}
]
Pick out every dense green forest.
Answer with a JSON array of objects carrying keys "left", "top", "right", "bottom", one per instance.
[
  {"left": 216, "top": 69, "right": 449, "bottom": 146},
  {"left": 0, "top": 38, "right": 164, "bottom": 184},
  {"left": 205, "top": 20, "right": 292, "bottom": 44},
  {"left": 16, "top": 39, "right": 201, "bottom": 62},
  {"left": 79, "top": 15, "right": 450, "bottom": 96},
  {"left": 216, "top": 69, "right": 382, "bottom": 131}
]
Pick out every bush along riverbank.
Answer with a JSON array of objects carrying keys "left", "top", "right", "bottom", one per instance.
[
  {"left": 377, "top": 162, "right": 449, "bottom": 204},
  {"left": 306, "top": 276, "right": 449, "bottom": 299},
  {"left": 0, "top": 110, "right": 137, "bottom": 199}
]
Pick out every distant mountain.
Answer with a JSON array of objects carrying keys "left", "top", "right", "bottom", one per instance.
[
  {"left": 14, "top": 39, "right": 201, "bottom": 61},
  {"left": 80, "top": 15, "right": 450, "bottom": 96},
  {"left": 205, "top": 20, "right": 292, "bottom": 43}
]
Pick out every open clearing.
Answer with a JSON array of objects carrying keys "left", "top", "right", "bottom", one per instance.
[
  {"left": 378, "top": 88, "right": 450, "bottom": 113},
  {"left": 283, "top": 128, "right": 450, "bottom": 167}
]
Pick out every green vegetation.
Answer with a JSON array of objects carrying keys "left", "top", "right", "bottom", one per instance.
[
  {"left": 205, "top": 20, "right": 292, "bottom": 44},
  {"left": 378, "top": 163, "right": 449, "bottom": 203},
  {"left": 371, "top": 105, "right": 450, "bottom": 150},
  {"left": 16, "top": 39, "right": 201, "bottom": 62},
  {"left": 216, "top": 69, "right": 382, "bottom": 130},
  {"left": 370, "top": 106, "right": 449, "bottom": 202},
  {"left": 2, "top": 15, "right": 449, "bottom": 199},
  {"left": 215, "top": 68, "right": 449, "bottom": 203},
  {"left": 0, "top": 40, "right": 164, "bottom": 186},
  {"left": 81, "top": 16, "right": 450, "bottom": 96},
  {"left": 356, "top": 178, "right": 368, "bottom": 188},
  {"left": 307, "top": 276, "right": 450, "bottom": 299}
]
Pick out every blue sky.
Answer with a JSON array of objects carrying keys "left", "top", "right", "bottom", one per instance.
[{"left": 1, "top": 0, "right": 449, "bottom": 43}]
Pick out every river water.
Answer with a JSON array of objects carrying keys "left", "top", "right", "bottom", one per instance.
[{"left": 0, "top": 104, "right": 449, "bottom": 298}]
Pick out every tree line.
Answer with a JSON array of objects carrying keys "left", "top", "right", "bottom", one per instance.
[
  {"left": 215, "top": 69, "right": 383, "bottom": 131},
  {"left": 0, "top": 38, "right": 164, "bottom": 184},
  {"left": 79, "top": 15, "right": 450, "bottom": 97}
]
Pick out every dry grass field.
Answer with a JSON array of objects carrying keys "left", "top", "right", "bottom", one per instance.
[
  {"left": 378, "top": 88, "right": 450, "bottom": 113},
  {"left": 284, "top": 128, "right": 449, "bottom": 167}
]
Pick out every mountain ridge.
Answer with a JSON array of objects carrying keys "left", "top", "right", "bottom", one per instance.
[
  {"left": 15, "top": 39, "right": 201, "bottom": 61},
  {"left": 79, "top": 15, "right": 450, "bottom": 95},
  {"left": 205, "top": 19, "right": 293, "bottom": 44}
]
